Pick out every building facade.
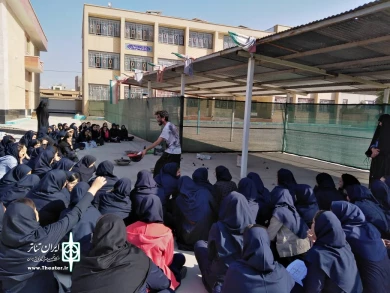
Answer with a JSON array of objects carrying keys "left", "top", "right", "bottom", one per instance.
[
  {"left": 82, "top": 4, "right": 284, "bottom": 115},
  {"left": 0, "top": 0, "right": 47, "bottom": 123}
]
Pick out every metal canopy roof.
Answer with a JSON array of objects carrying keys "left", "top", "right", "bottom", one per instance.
[{"left": 123, "top": 0, "right": 390, "bottom": 97}]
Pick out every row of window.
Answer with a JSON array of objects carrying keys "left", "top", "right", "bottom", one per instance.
[
  {"left": 89, "top": 84, "right": 148, "bottom": 101},
  {"left": 88, "top": 17, "right": 234, "bottom": 49},
  {"left": 88, "top": 51, "right": 181, "bottom": 71}
]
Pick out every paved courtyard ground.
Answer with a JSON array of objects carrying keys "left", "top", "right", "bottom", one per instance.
[{"left": 1, "top": 116, "right": 369, "bottom": 293}]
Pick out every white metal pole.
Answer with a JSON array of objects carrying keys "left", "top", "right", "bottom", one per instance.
[
  {"left": 181, "top": 74, "right": 186, "bottom": 96},
  {"left": 148, "top": 80, "right": 152, "bottom": 98},
  {"left": 240, "top": 56, "right": 255, "bottom": 179}
]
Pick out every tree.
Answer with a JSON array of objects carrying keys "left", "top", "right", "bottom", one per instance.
[{"left": 376, "top": 91, "right": 384, "bottom": 104}]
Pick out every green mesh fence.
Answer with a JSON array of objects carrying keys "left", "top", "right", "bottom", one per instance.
[{"left": 94, "top": 98, "right": 386, "bottom": 170}]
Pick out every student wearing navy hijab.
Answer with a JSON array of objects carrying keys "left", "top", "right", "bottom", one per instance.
[
  {"left": 192, "top": 167, "right": 214, "bottom": 193},
  {"left": 294, "top": 185, "right": 319, "bottom": 227},
  {"left": 345, "top": 184, "right": 390, "bottom": 238},
  {"left": 26, "top": 170, "right": 69, "bottom": 226},
  {"left": 60, "top": 182, "right": 101, "bottom": 255},
  {"left": 99, "top": 178, "right": 132, "bottom": 222},
  {"left": 194, "top": 192, "right": 254, "bottom": 293},
  {"left": 247, "top": 172, "right": 272, "bottom": 226},
  {"left": 0, "top": 177, "right": 106, "bottom": 293},
  {"left": 371, "top": 179, "right": 390, "bottom": 210},
  {"left": 175, "top": 176, "right": 217, "bottom": 251},
  {"left": 0, "top": 174, "right": 40, "bottom": 207},
  {"left": 222, "top": 225, "right": 295, "bottom": 293},
  {"left": 52, "top": 157, "right": 74, "bottom": 171},
  {"left": 304, "top": 211, "right": 363, "bottom": 293},
  {"left": 89, "top": 160, "right": 119, "bottom": 208},
  {"left": 331, "top": 201, "right": 390, "bottom": 293},
  {"left": 213, "top": 166, "right": 237, "bottom": 205},
  {"left": 0, "top": 202, "right": 4, "bottom": 238},
  {"left": 31, "top": 148, "right": 55, "bottom": 179},
  {"left": 314, "top": 173, "right": 345, "bottom": 210},
  {"left": 268, "top": 186, "right": 310, "bottom": 266},
  {"left": 237, "top": 178, "right": 260, "bottom": 221},
  {"left": 154, "top": 162, "right": 180, "bottom": 206},
  {"left": 130, "top": 170, "right": 164, "bottom": 223},
  {"left": 71, "top": 155, "right": 97, "bottom": 182},
  {"left": 0, "top": 164, "right": 32, "bottom": 194}
]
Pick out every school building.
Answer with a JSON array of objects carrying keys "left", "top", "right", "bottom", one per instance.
[
  {"left": 82, "top": 4, "right": 291, "bottom": 115},
  {"left": 0, "top": 0, "right": 47, "bottom": 123}
]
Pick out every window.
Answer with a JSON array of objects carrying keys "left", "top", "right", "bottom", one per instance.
[
  {"left": 187, "top": 99, "right": 198, "bottom": 107},
  {"left": 189, "top": 31, "right": 213, "bottom": 49},
  {"left": 89, "top": 51, "right": 120, "bottom": 70},
  {"left": 223, "top": 35, "right": 237, "bottom": 49},
  {"left": 319, "top": 99, "right": 335, "bottom": 112},
  {"left": 124, "top": 86, "right": 148, "bottom": 99},
  {"left": 25, "top": 36, "right": 30, "bottom": 55},
  {"left": 89, "top": 84, "right": 110, "bottom": 101},
  {"left": 215, "top": 100, "right": 234, "bottom": 109},
  {"left": 158, "top": 58, "right": 180, "bottom": 67},
  {"left": 89, "top": 17, "right": 120, "bottom": 37},
  {"left": 124, "top": 55, "right": 153, "bottom": 72},
  {"left": 297, "top": 98, "right": 315, "bottom": 111},
  {"left": 158, "top": 27, "right": 184, "bottom": 45},
  {"left": 343, "top": 99, "right": 348, "bottom": 104},
  {"left": 125, "top": 22, "right": 154, "bottom": 41},
  {"left": 155, "top": 90, "right": 176, "bottom": 97}
]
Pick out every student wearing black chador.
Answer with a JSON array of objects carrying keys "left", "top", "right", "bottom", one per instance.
[
  {"left": 71, "top": 214, "right": 173, "bottom": 293},
  {"left": 222, "top": 225, "right": 295, "bottom": 293},
  {"left": 314, "top": 173, "right": 345, "bottom": 210},
  {"left": 0, "top": 177, "right": 106, "bottom": 293}
]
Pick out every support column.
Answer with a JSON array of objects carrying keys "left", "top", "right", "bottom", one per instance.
[
  {"left": 240, "top": 56, "right": 255, "bottom": 179},
  {"left": 0, "top": 0, "right": 10, "bottom": 123},
  {"left": 148, "top": 81, "right": 152, "bottom": 98},
  {"left": 384, "top": 88, "right": 390, "bottom": 104},
  {"left": 181, "top": 74, "right": 186, "bottom": 117},
  {"left": 230, "top": 100, "right": 235, "bottom": 142}
]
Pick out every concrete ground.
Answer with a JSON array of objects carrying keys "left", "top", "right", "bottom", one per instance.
[{"left": 2, "top": 116, "right": 369, "bottom": 293}]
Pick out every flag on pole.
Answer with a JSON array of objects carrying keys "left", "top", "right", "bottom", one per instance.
[
  {"left": 228, "top": 31, "right": 256, "bottom": 52},
  {"left": 171, "top": 53, "right": 195, "bottom": 76},
  {"left": 172, "top": 52, "right": 186, "bottom": 59}
]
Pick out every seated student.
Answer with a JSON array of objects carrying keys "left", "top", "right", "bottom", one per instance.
[
  {"left": 120, "top": 125, "right": 129, "bottom": 141},
  {"left": 52, "top": 157, "right": 74, "bottom": 171},
  {"left": 194, "top": 192, "right": 254, "bottom": 293},
  {"left": 99, "top": 178, "right": 132, "bottom": 222},
  {"left": 100, "top": 126, "right": 110, "bottom": 143},
  {"left": 192, "top": 167, "right": 214, "bottom": 193},
  {"left": 0, "top": 135, "right": 15, "bottom": 157},
  {"left": 26, "top": 170, "right": 70, "bottom": 226},
  {"left": 109, "top": 123, "right": 121, "bottom": 143},
  {"left": 72, "top": 214, "right": 172, "bottom": 293},
  {"left": 277, "top": 168, "right": 314, "bottom": 205},
  {"left": 339, "top": 173, "right": 361, "bottom": 191},
  {"left": 0, "top": 177, "right": 106, "bottom": 293},
  {"left": 91, "top": 124, "right": 104, "bottom": 146},
  {"left": 0, "top": 165, "right": 32, "bottom": 195},
  {"left": 371, "top": 179, "right": 390, "bottom": 210},
  {"left": 19, "top": 131, "right": 36, "bottom": 150},
  {"left": 304, "top": 211, "right": 363, "bottom": 293},
  {"left": 31, "top": 149, "right": 55, "bottom": 179},
  {"left": 314, "top": 173, "right": 345, "bottom": 210},
  {"left": 222, "top": 225, "right": 295, "bottom": 293},
  {"left": 344, "top": 184, "right": 390, "bottom": 238},
  {"left": 213, "top": 166, "right": 238, "bottom": 206},
  {"left": 89, "top": 160, "right": 119, "bottom": 208},
  {"left": 0, "top": 201, "right": 4, "bottom": 235},
  {"left": 175, "top": 176, "right": 217, "bottom": 251},
  {"left": 0, "top": 143, "right": 27, "bottom": 179},
  {"left": 60, "top": 182, "right": 101, "bottom": 255},
  {"left": 331, "top": 201, "right": 390, "bottom": 293},
  {"left": 71, "top": 155, "right": 97, "bottom": 182},
  {"left": 294, "top": 185, "right": 319, "bottom": 227},
  {"left": 238, "top": 178, "right": 260, "bottom": 222},
  {"left": 154, "top": 162, "right": 180, "bottom": 207},
  {"left": 82, "top": 130, "right": 98, "bottom": 150},
  {"left": 127, "top": 195, "right": 186, "bottom": 291},
  {"left": 130, "top": 170, "right": 164, "bottom": 223},
  {"left": 65, "top": 172, "right": 80, "bottom": 193},
  {"left": 268, "top": 185, "right": 310, "bottom": 267},
  {"left": 58, "top": 133, "right": 78, "bottom": 162},
  {"left": 0, "top": 173, "right": 40, "bottom": 207},
  {"left": 27, "top": 139, "right": 40, "bottom": 157},
  {"left": 246, "top": 172, "right": 272, "bottom": 226}
]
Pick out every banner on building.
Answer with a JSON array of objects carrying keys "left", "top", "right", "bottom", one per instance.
[
  {"left": 109, "top": 80, "right": 119, "bottom": 104},
  {"left": 125, "top": 43, "right": 153, "bottom": 52}
]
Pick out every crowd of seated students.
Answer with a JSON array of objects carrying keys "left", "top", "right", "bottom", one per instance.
[{"left": 0, "top": 125, "right": 390, "bottom": 293}]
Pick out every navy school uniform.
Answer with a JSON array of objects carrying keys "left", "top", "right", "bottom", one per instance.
[
  {"left": 247, "top": 172, "right": 272, "bottom": 226},
  {"left": 314, "top": 173, "right": 345, "bottom": 210},
  {"left": 89, "top": 161, "right": 118, "bottom": 208},
  {"left": 294, "top": 184, "right": 319, "bottom": 227}
]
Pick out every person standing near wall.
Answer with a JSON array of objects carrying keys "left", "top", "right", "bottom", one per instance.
[
  {"left": 142, "top": 110, "right": 181, "bottom": 177},
  {"left": 366, "top": 114, "right": 390, "bottom": 186},
  {"left": 36, "top": 100, "right": 50, "bottom": 132}
]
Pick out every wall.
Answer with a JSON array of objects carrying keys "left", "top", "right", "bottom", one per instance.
[
  {"left": 7, "top": 2, "right": 25, "bottom": 110},
  {"left": 0, "top": 0, "right": 10, "bottom": 113}
]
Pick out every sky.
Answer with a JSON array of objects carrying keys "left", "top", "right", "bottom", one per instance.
[{"left": 30, "top": 0, "right": 371, "bottom": 90}]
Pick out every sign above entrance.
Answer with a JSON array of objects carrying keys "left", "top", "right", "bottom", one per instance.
[{"left": 125, "top": 43, "right": 153, "bottom": 52}]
